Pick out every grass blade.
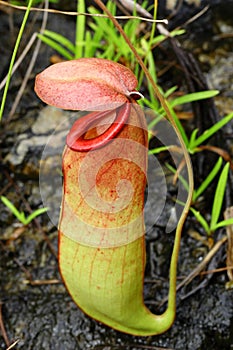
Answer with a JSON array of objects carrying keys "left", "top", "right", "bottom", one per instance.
[
  {"left": 25, "top": 207, "right": 48, "bottom": 225},
  {"left": 191, "top": 112, "right": 233, "bottom": 149},
  {"left": 210, "top": 162, "right": 230, "bottom": 230},
  {"left": 166, "top": 163, "right": 190, "bottom": 193},
  {"left": 190, "top": 207, "right": 210, "bottom": 234},
  {"left": 149, "top": 146, "right": 172, "bottom": 155},
  {"left": 214, "top": 218, "right": 233, "bottom": 230},
  {"left": 41, "top": 29, "right": 76, "bottom": 53},
  {"left": 37, "top": 34, "right": 74, "bottom": 60},
  {"left": 169, "top": 107, "right": 189, "bottom": 147},
  {"left": 0, "top": 0, "right": 33, "bottom": 120},
  {"left": 193, "top": 157, "right": 223, "bottom": 202},
  {"left": 170, "top": 90, "right": 219, "bottom": 108},
  {"left": 188, "top": 128, "right": 199, "bottom": 152},
  {"left": 1, "top": 196, "right": 25, "bottom": 223}
]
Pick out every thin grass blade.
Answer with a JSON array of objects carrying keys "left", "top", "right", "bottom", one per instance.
[
  {"left": 1, "top": 196, "right": 25, "bottom": 224},
  {"left": 37, "top": 34, "right": 74, "bottom": 60},
  {"left": 170, "top": 90, "right": 219, "bottom": 108},
  {"left": 191, "top": 112, "right": 233, "bottom": 149},
  {"left": 0, "top": 0, "right": 33, "bottom": 120},
  {"left": 210, "top": 162, "right": 230, "bottom": 231},
  {"left": 190, "top": 207, "right": 210, "bottom": 234},
  {"left": 193, "top": 157, "right": 223, "bottom": 202},
  {"left": 40, "top": 29, "right": 76, "bottom": 53},
  {"left": 25, "top": 207, "right": 48, "bottom": 225},
  {"left": 214, "top": 218, "right": 233, "bottom": 230}
]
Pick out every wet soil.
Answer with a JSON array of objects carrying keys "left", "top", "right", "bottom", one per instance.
[{"left": 0, "top": 2, "right": 233, "bottom": 349}]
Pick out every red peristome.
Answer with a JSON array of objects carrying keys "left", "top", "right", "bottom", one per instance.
[{"left": 66, "top": 103, "right": 131, "bottom": 151}]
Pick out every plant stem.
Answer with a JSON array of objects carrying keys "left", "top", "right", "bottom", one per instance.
[
  {"left": 0, "top": 0, "right": 33, "bottom": 121},
  {"left": 75, "top": 0, "right": 85, "bottom": 58}
]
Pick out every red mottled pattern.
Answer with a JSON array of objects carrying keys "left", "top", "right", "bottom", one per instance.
[{"left": 35, "top": 58, "right": 138, "bottom": 110}]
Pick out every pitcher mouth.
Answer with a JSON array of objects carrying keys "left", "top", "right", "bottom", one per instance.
[{"left": 66, "top": 102, "right": 131, "bottom": 152}]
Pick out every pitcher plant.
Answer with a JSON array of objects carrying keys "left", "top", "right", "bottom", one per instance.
[{"left": 35, "top": 57, "right": 193, "bottom": 336}]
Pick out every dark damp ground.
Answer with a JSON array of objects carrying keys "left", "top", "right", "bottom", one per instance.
[{"left": 0, "top": 1, "right": 233, "bottom": 349}]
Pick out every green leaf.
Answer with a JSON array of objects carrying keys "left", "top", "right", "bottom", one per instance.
[
  {"left": 147, "top": 111, "right": 165, "bottom": 132},
  {"left": 170, "top": 90, "right": 219, "bottom": 108},
  {"left": 190, "top": 207, "right": 210, "bottom": 234},
  {"left": 37, "top": 34, "right": 74, "bottom": 60},
  {"left": 188, "top": 128, "right": 199, "bottom": 152},
  {"left": 191, "top": 112, "right": 233, "bottom": 149},
  {"left": 213, "top": 218, "right": 233, "bottom": 230},
  {"left": 193, "top": 157, "right": 223, "bottom": 202},
  {"left": 41, "top": 30, "right": 75, "bottom": 53},
  {"left": 165, "top": 163, "right": 190, "bottom": 193},
  {"left": 210, "top": 162, "right": 230, "bottom": 230},
  {"left": 148, "top": 29, "right": 185, "bottom": 48},
  {"left": 141, "top": 38, "right": 157, "bottom": 82},
  {"left": 99, "top": 44, "right": 115, "bottom": 60},
  {"left": 169, "top": 108, "right": 189, "bottom": 147},
  {"left": 84, "top": 30, "right": 95, "bottom": 58},
  {"left": 149, "top": 146, "right": 172, "bottom": 155},
  {"left": 164, "top": 86, "right": 178, "bottom": 99},
  {"left": 1, "top": 196, "right": 48, "bottom": 225},
  {"left": 1, "top": 195, "right": 26, "bottom": 224},
  {"left": 25, "top": 207, "right": 48, "bottom": 225},
  {"left": 0, "top": 0, "right": 33, "bottom": 120}
]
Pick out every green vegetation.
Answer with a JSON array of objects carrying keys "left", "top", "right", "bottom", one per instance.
[
  {"left": 0, "top": 0, "right": 34, "bottom": 120},
  {"left": 168, "top": 158, "right": 233, "bottom": 235},
  {"left": 191, "top": 162, "right": 233, "bottom": 235},
  {"left": 1, "top": 196, "right": 48, "bottom": 226}
]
